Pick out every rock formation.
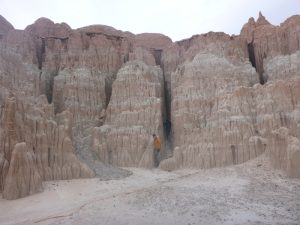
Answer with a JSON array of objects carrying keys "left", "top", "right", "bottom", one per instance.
[
  {"left": 0, "top": 93, "right": 94, "bottom": 199},
  {"left": 268, "top": 127, "right": 300, "bottom": 178},
  {"left": 159, "top": 13, "right": 300, "bottom": 173},
  {"left": 93, "top": 61, "right": 164, "bottom": 167},
  {"left": 1, "top": 12, "right": 300, "bottom": 199},
  {"left": 0, "top": 95, "right": 16, "bottom": 192},
  {"left": 3, "top": 142, "right": 43, "bottom": 200},
  {"left": 160, "top": 50, "right": 260, "bottom": 170},
  {"left": 240, "top": 12, "right": 300, "bottom": 83},
  {"left": 160, "top": 77, "right": 300, "bottom": 170}
]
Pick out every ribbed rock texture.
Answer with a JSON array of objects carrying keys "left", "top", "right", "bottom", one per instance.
[
  {"left": 0, "top": 94, "right": 94, "bottom": 199},
  {"left": 240, "top": 12, "right": 300, "bottom": 82},
  {"left": 0, "top": 16, "right": 170, "bottom": 199},
  {"left": 159, "top": 14, "right": 300, "bottom": 173},
  {"left": 0, "top": 17, "right": 96, "bottom": 199},
  {"left": 3, "top": 142, "right": 43, "bottom": 200},
  {"left": 160, "top": 51, "right": 260, "bottom": 170},
  {"left": 160, "top": 77, "right": 300, "bottom": 170},
  {"left": 93, "top": 61, "right": 164, "bottom": 167},
  {"left": 268, "top": 127, "right": 300, "bottom": 178},
  {"left": 1, "top": 12, "right": 300, "bottom": 200}
]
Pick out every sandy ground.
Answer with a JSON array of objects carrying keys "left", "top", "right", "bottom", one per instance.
[{"left": 1, "top": 155, "right": 300, "bottom": 225}]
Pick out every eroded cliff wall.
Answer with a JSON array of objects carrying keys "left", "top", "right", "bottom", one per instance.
[{"left": 0, "top": 12, "right": 300, "bottom": 199}]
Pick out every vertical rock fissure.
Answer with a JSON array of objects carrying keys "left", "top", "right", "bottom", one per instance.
[
  {"left": 45, "top": 74, "right": 53, "bottom": 104},
  {"left": 37, "top": 37, "right": 45, "bottom": 70},
  {"left": 45, "top": 70, "right": 59, "bottom": 104},
  {"left": 153, "top": 49, "right": 162, "bottom": 66},
  {"left": 163, "top": 79, "right": 172, "bottom": 158},
  {"left": 153, "top": 49, "right": 173, "bottom": 155},
  {"left": 162, "top": 72, "right": 172, "bottom": 142},
  {"left": 247, "top": 41, "right": 256, "bottom": 68},
  {"left": 35, "top": 37, "right": 56, "bottom": 104},
  {"left": 247, "top": 41, "right": 266, "bottom": 85},
  {"left": 104, "top": 75, "right": 113, "bottom": 108}
]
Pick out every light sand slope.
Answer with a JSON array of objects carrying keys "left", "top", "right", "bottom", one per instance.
[{"left": 0, "top": 155, "right": 299, "bottom": 225}]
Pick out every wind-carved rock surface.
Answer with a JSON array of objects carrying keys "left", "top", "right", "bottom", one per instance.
[
  {"left": 93, "top": 61, "right": 164, "bottom": 167},
  {"left": 0, "top": 96, "right": 17, "bottom": 193},
  {"left": 3, "top": 142, "right": 43, "bottom": 200},
  {"left": 159, "top": 14, "right": 300, "bottom": 175},
  {"left": 20, "top": 99, "right": 94, "bottom": 181},
  {"left": 30, "top": 21, "right": 129, "bottom": 119},
  {"left": 0, "top": 19, "right": 95, "bottom": 199},
  {"left": 1, "top": 13, "right": 300, "bottom": 200},
  {"left": 0, "top": 15, "right": 14, "bottom": 37},
  {"left": 264, "top": 50, "right": 300, "bottom": 81},
  {"left": 0, "top": 94, "right": 94, "bottom": 199},
  {"left": 160, "top": 47, "right": 260, "bottom": 170},
  {"left": 53, "top": 68, "right": 107, "bottom": 122},
  {"left": 160, "top": 32, "right": 250, "bottom": 120},
  {"left": 0, "top": 95, "right": 42, "bottom": 199},
  {"left": 268, "top": 127, "right": 300, "bottom": 178},
  {"left": 240, "top": 12, "right": 300, "bottom": 82},
  {"left": 160, "top": 23, "right": 300, "bottom": 171},
  {"left": 0, "top": 16, "right": 173, "bottom": 199},
  {"left": 161, "top": 75, "right": 300, "bottom": 171}
]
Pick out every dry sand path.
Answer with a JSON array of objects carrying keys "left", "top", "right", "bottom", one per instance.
[{"left": 1, "top": 155, "right": 299, "bottom": 225}]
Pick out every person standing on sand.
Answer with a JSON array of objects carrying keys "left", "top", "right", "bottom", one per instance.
[{"left": 152, "top": 134, "right": 161, "bottom": 167}]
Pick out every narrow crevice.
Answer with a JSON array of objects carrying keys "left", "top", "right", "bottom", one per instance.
[
  {"left": 123, "top": 53, "right": 129, "bottom": 63},
  {"left": 163, "top": 74, "right": 172, "bottom": 140},
  {"left": 37, "top": 37, "right": 45, "bottom": 70},
  {"left": 247, "top": 41, "right": 256, "bottom": 68},
  {"left": 151, "top": 48, "right": 172, "bottom": 132},
  {"left": 162, "top": 69, "right": 173, "bottom": 157},
  {"left": 45, "top": 71, "right": 57, "bottom": 104},
  {"left": 152, "top": 48, "right": 162, "bottom": 66},
  {"left": 36, "top": 36, "right": 68, "bottom": 70},
  {"left": 155, "top": 49, "right": 173, "bottom": 156},
  {"left": 61, "top": 38, "right": 68, "bottom": 51},
  {"left": 247, "top": 41, "right": 266, "bottom": 85},
  {"left": 46, "top": 59, "right": 60, "bottom": 104},
  {"left": 104, "top": 76, "right": 113, "bottom": 108},
  {"left": 36, "top": 36, "right": 65, "bottom": 104}
]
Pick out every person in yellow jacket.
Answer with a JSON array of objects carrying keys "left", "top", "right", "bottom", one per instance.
[{"left": 152, "top": 134, "right": 161, "bottom": 167}]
